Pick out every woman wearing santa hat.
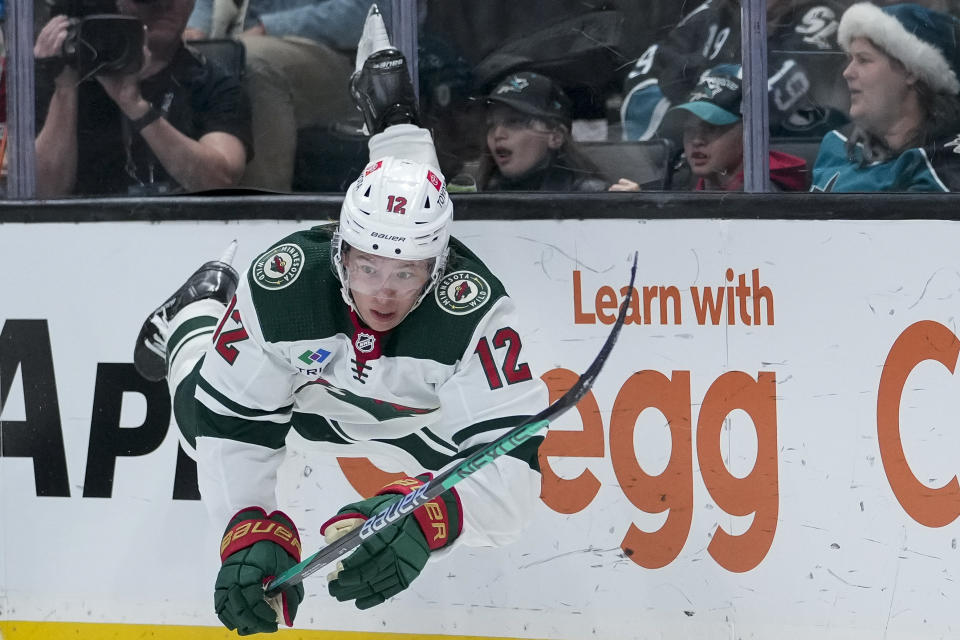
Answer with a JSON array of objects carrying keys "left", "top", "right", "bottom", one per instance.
[{"left": 811, "top": 2, "right": 960, "bottom": 191}]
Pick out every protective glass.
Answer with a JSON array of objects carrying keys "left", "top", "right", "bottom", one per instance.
[
  {"left": 343, "top": 251, "right": 434, "bottom": 298},
  {"left": 485, "top": 109, "right": 541, "bottom": 132}
]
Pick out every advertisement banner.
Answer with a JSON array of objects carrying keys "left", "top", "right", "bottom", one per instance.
[{"left": 1, "top": 219, "right": 958, "bottom": 639}]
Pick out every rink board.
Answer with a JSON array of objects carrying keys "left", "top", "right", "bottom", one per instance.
[
  {"left": 0, "top": 622, "right": 510, "bottom": 640},
  {"left": 1, "top": 218, "right": 959, "bottom": 640}
]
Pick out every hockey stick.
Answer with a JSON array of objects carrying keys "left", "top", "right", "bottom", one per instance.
[{"left": 265, "top": 252, "right": 638, "bottom": 597}]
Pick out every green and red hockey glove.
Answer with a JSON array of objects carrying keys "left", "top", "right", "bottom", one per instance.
[
  {"left": 214, "top": 507, "right": 305, "bottom": 635},
  {"left": 320, "top": 475, "right": 462, "bottom": 610}
]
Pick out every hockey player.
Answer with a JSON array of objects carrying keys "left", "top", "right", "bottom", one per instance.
[{"left": 132, "top": 6, "right": 548, "bottom": 634}]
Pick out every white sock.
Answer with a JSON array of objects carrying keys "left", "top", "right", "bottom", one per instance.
[{"left": 368, "top": 124, "right": 441, "bottom": 170}]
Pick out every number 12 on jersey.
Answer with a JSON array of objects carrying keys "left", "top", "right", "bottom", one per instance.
[
  {"left": 474, "top": 327, "right": 532, "bottom": 390},
  {"left": 212, "top": 295, "right": 250, "bottom": 365}
]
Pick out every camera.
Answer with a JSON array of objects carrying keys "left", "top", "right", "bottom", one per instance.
[{"left": 45, "top": 0, "right": 148, "bottom": 78}]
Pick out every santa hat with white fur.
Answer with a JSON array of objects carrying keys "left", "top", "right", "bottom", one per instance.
[{"left": 839, "top": 2, "right": 960, "bottom": 95}]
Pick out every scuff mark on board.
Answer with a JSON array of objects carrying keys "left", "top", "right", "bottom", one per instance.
[
  {"left": 516, "top": 236, "right": 613, "bottom": 275},
  {"left": 907, "top": 268, "right": 948, "bottom": 310},
  {"left": 519, "top": 545, "right": 625, "bottom": 569},
  {"left": 827, "top": 568, "right": 871, "bottom": 589}
]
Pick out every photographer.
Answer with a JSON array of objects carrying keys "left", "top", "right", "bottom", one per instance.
[{"left": 34, "top": 0, "right": 252, "bottom": 197}]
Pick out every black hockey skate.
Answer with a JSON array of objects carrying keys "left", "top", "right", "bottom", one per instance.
[
  {"left": 133, "top": 242, "right": 239, "bottom": 382},
  {"left": 349, "top": 5, "right": 419, "bottom": 135},
  {"left": 350, "top": 3, "right": 420, "bottom": 135},
  {"left": 351, "top": 48, "right": 420, "bottom": 134}
]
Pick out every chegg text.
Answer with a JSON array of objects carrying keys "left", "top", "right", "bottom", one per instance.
[
  {"left": 538, "top": 367, "right": 779, "bottom": 573},
  {"left": 878, "top": 320, "right": 960, "bottom": 527}
]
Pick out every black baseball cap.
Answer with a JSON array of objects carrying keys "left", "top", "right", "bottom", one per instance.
[
  {"left": 666, "top": 64, "right": 743, "bottom": 127},
  {"left": 486, "top": 71, "right": 572, "bottom": 126}
]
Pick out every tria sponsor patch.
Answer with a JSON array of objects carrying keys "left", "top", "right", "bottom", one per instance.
[
  {"left": 253, "top": 243, "right": 305, "bottom": 290},
  {"left": 297, "top": 347, "right": 331, "bottom": 368},
  {"left": 435, "top": 271, "right": 491, "bottom": 315}
]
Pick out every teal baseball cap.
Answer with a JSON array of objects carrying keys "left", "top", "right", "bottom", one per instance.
[{"left": 666, "top": 64, "right": 743, "bottom": 127}]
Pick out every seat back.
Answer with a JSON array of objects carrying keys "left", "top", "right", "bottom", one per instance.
[
  {"left": 579, "top": 139, "right": 675, "bottom": 189},
  {"left": 771, "top": 136, "right": 824, "bottom": 188}
]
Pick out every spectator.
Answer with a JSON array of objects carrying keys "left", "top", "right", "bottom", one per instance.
[
  {"left": 33, "top": 0, "right": 252, "bottom": 197},
  {"left": 619, "top": 0, "right": 850, "bottom": 143},
  {"left": 416, "top": 2, "right": 637, "bottom": 177},
  {"left": 478, "top": 71, "right": 609, "bottom": 192},
  {"left": 671, "top": 64, "right": 808, "bottom": 191},
  {"left": 184, "top": 0, "right": 374, "bottom": 192},
  {"left": 811, "top": 2, "right": 960, "bottom": 191},
  {"left": 616, "top": 64, "right": 809, "bottom": 192}
]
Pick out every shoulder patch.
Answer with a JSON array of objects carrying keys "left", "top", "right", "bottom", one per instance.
[
  {"left": 252, "top": 243, "right": 305, "bottom": 290},
  {"left": 435, "top": 270, "right": 491, "bottom": 315}
]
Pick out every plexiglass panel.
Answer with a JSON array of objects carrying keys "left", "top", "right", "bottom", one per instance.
[
  {"left": 12, "top": 0, "right": 960, "bottom": 197},
  {"left": 417, "top": 0, "right": 689, "bottom": 192}
]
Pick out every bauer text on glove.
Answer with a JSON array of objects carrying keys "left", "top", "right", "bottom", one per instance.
[{"left": 214, "top": 507, "right": 305, "bottom": 635}]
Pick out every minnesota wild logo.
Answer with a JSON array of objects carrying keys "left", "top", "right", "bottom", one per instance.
[
  {"left": 435, "top": 271, "right": 491, "bottom": 315},
  {"left": 253, "top": 243, "right": 304, "bottom": 290}
]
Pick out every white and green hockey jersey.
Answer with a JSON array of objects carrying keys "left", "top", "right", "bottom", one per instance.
[{"left": 190, "top": 225, "right": 549, "bottom": 548}]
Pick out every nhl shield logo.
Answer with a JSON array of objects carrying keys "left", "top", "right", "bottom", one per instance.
[
  {"left": 253, "top": 243, "right": 305, "bottom": 290},
  {"left": 355, "top": 331, "right": 376, "bottom": 353},
  {"left": 435, "top": 271, "right": 491, "bottom": 315}
]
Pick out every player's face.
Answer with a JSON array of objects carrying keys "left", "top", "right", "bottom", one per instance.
[
  {"left": 486, "top": 105, "right": 563, "bottom": 179},
  {"left": 343, "top": 248, "right": 433, "bottom": 331},
  {"left": 843, "top": 38, "right": 915, "bottom": 136},
  {"left": 682, "top": 117, "right": 744, "bottom": 184}
]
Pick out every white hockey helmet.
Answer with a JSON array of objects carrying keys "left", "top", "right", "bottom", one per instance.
[{"left": 333, "top": 156, "right": 452, "bottom": 311}]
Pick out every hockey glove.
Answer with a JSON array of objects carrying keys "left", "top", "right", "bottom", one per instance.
[
  {"left": 321, "top": 475, "right": 462, "bottom": 609},
  {"left": 215, "top": 507, "right": 304, "bottom": 635}
]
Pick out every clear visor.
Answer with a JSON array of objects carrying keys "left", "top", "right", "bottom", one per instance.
[{"left": 343, "top": 249, "right": 435, "bottom": 298}]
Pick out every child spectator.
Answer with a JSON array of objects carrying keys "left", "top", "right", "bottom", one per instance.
[
  {"left": 811, "top": 2, "right": 960, "bottom": 191},
  {"left": 617, "top": 64, "right": 808, "bottom": 192},
  {"left": 478, "top": 71, "right": 609, "bottom": 192},
  {"left": 669, "top": 65, "right": 807, "bottom": 191}
]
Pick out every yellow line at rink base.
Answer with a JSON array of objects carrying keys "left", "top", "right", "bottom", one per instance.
[{"left": 0, "top": 621, "right": 533, "bottom": 640}]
